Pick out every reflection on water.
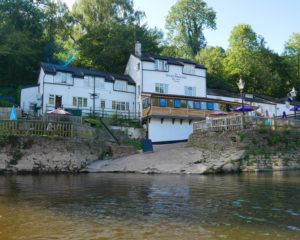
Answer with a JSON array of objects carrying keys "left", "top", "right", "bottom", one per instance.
[{"left": 0, "top": 172, "right": 300, "bottom": 239}]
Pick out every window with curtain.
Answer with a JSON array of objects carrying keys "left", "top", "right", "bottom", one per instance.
[{"left": 155, "top": 83, "right": 168, "bottom": 94}]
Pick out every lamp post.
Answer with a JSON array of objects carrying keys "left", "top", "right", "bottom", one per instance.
[
  {"left": 237, "top": 78, "right": 245, "bottom": 115},
  {"left": 289, "top": 87, "right": 297, "bottom": 118}
]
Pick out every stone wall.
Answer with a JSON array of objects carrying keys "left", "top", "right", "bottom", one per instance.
[
  {"left": 0, "top": 136, "right": 137, "bottom": 174},
  {"left": 188, "top": 129, "right": 300, "bottom": 173}
]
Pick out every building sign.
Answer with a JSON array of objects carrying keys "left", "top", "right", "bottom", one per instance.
[{"left": 166, "top": 73, "right": 187, "bottom": 82}]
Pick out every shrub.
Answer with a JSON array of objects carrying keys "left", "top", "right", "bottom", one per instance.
[
  {"left": 9, "top": 150, "right": 23, "bottom": 165},
  {"left": 266, "top": 133, "right": 280, "bottom": 146},
  {"left": 121, "top": 139, "right": 142, "bottom": 150}
]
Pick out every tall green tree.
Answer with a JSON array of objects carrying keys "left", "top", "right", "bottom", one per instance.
[
  {"left": 195, "top": 46, "right": 229, "bottom": 90},
  {"left": 72, "top": 0, "right": 162, "bottom": 73},
  {"left": 224, "top": 24, "right": 292, "bottom": 97},
  {"left": 284, "top": 33, "right": 300, "bottom": 93},
  {"left": 0, "top": 0, "right": 44, "bottom": 86},
  {"left": 165, "top": 0, "right": 216, "bottom": 58}
]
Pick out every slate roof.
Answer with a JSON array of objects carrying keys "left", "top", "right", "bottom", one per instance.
[
  {"left": 135, "top": 54, "right": 206, "bottom": 69},
  {"left": 41, "top": 62, "right": 136, "bottom": 85}
]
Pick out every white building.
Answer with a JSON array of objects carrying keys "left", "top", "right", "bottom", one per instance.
[
  {"left": 21, "top": 42, "right": 297, "bottom": 143},
  {"left": 21, "top": 63, "right": 137, "bottom": 118}
]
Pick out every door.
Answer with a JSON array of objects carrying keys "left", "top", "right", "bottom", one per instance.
[{"left": 55, "top": 95, "right": 62, "bottom": 109}]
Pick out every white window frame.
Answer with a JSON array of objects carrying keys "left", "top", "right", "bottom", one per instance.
[
  {"left": 184, "top": 86, "right": 196, "bottom": 97},
  {"left": 73, "top": 97, "right": 88, "bottom": 108},
  {"left": 112, "top": 101, "right": 130, "bottom": 111},
  {"left": 155, "top": 83, "right": 169, "bottom": 94},
  {"left": 48, "top": 94, "right": 55, "bottom": 105},
  {"left": 183, "top": 64, "right": 195, "bottom": 75},
  {"left": 114, "top": 80, "right": 127, "bottom": 92},
  {"left": 155, "top": 60, "right": 168, "bottom": 71}
]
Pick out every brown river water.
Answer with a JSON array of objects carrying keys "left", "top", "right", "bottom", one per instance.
[{"left": 0, "top": 172, "right": 299, "bottom": 240}]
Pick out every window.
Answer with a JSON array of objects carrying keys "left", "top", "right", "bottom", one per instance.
[
  {"left": 112, "top": 101, "right": 129, "bottom": 111},
  {"left": 184, "top": 86, "right": 196, "bottom": 97},
  {"left": 195, "top": 101, "right": 201, "bottom": 109},
  {"left": 187, "top": 101, "right": 194, "bottom": 109},
  {"left": 201, "top": 102, "right": 207, "bottom": 110},
  {"left": 183, "top": 64, "right": 195, "bottom": 75},
  {"left": 48, "top": 95, "right": 54, "bottom": 105},
  {"left": 159, "top": 98, "right": 167, "bottom": 107},
  {"left": 100, "top": 100, "right": 106, "bottom": 109},
  {"left": 155, "top": 59, "right": 168, "bottom": 71},
  {"left": 155, "top": 83, "right": 168, "bottom": 94},
  {"left": 207, "top": 102, "right": 214, "bottom": 110},
  {"left": 214, "top": 103, "right": 220, "bottom": 111},
  {"left": 181, "top": 100, "right": 187, "bottom": 108},
  {"left": 73, "top": 97, "right": 88, "bottom": 108},
  {"left": 114, "top": 80, "right": 127, "bottom": 91},
  {"left": 174, "top": 99, "right": 181, "bottom": 108}
]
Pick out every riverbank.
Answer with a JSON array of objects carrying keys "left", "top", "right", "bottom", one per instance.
[
  {"left": 0, "top": 136, "right": 136, "bottom": 174},
  {"left": 85, "top": 129, "right": 300, "bottom": 174}
]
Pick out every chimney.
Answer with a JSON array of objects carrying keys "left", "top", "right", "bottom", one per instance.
[{"left": 135, "top": 41, "right": 142, "bottom": 57}]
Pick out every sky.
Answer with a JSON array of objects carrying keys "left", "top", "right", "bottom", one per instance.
[{"left": 63, "top": 0, "right": 300, "bottom": 54}]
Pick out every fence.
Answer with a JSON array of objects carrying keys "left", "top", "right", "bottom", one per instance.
[
  {"left": 0, "top": 120, "right": 73, "bottom": 137},
  {"left": 0, "top": 107, "right": 21, "bottom": 120},
  {"left": 193, "top": 115, "right": 300, "bottom": 133}
]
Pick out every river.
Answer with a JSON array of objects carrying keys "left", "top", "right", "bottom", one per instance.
[{"left": 0, "top": 172, "right": 299, "bottom": 239}]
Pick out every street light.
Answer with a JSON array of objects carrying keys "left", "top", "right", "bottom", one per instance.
[
  {"left": 288, "top": 87, "right": 297, "bottom": 118},
  {"left": 237, "top": 78, "right": 245, "bottom": 115}
]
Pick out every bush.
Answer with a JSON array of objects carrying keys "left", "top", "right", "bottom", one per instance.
[
  {"left": 266, "top": 133, "right": 280, "bottom": 146},
  {"left": 9, "top": 150, "right": 23, "bottom": 165}
]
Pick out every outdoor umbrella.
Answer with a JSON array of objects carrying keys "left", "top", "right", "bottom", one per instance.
[
  {"left": 290, "top": 106, "right": 300, "bottom": 112},
  {"left": 47, "top": 108, "right": 71, "bottom": 115},
  {"left": 233, "top": 105, "right": 254, "bottom": 112},
  {"left": 9, "top": 105, "right": 17, "bottom": 121},
  {"left": 210, "top": 111, "right": 228, "bottom": 116}
]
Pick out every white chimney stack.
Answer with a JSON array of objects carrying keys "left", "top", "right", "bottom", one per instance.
[{"left": 135, "top": 41, "right": 142, "bottom": 57}]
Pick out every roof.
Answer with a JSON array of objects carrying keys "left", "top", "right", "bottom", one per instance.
[
  {"left": 134, "top": 54, "right": 206, "bottom": 69},
  {"left": 21, "top": 84, "right": 39, "bottom": 89},
  {"left": 207, "top": 88, "right": 278, "bottom": 105},
  {"left": 41, "top": 62, "right": 136, "bottom": 85}
]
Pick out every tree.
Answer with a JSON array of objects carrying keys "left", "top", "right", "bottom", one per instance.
[
  {"left": 165, "top": 0, "right": 216, "bottom": 58},
  {"left": 284, "top": 33, "right": 300, "bottom": 93},
  {"left": 195, "top": 46, "right": 229, "bottom": 89},
  {"left": 72, "top": 0, "right": 162, "bottom": 73},
  {"left": 224, "top": 24, "right": 292, "bottom": 97}
]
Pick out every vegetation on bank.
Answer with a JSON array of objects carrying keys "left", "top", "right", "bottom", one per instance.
[{"left": 0, "top": 0, "right": 300, "bottom": 105}]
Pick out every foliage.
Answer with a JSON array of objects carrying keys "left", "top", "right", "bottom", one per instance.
[
  {"left": 195, "top": 46, "right": 231, "bottom": 90},
  {"left": 165, "top": 0, "right": 216, "bottom": 58},
  {"left": 72, "top": 0, "right": 162, "bottom": 73},
  {"left": 9, "top": 149, "right": 23, "bottom": 165},
  {"left": 266, "top": 133, "right": 280, "bottom": 146},
  {"left": 85, "top": 118, "right": 103, "bottom": 128},
  {"left": 0, "top": 128, "right": 9, "bottom": 147},
  {"left": 121, "top": 139, "right": 142, "bottom": 150}
]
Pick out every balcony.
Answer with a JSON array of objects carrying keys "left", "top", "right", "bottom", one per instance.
[{"left": 143, "top": 106, "right": 211, "bottom": 119}]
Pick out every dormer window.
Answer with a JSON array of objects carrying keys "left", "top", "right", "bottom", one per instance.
[
  {"left": 114, "top": 80, "right": 127, "bottom": 91},
  {"left": 155, "top": 59, "right": 168, "bottom": 71},
  {"left": 183, "top": 64, "right": 195, "bottom": 75}
]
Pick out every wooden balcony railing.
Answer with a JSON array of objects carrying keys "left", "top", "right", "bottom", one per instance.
[{"left": 143, "top": 106, "right": 212, "bottom": 118}]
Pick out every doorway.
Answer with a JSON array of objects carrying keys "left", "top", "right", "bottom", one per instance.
[{"left": 55, "top": 95, "right": 62, "bottom": 109}]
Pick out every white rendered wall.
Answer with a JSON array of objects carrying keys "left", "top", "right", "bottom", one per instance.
[
  {"left": 148, "top": 119, "right": 193, "bottom": 143},
  {"left": 125, "top": 55, "right": 142, "bottom": 114},
  {"left": 20, "top": 86, "right": 39, "bottom": 112},
  {"left": 41, "top": 71, "right": 136, "bottom": 116},
  {"left": 142, "top": 63, "right": 206, "bottom": 97}
]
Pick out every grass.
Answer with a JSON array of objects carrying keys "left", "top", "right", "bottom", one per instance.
[{"left": 121, "top": 139, "right": 142, "bottom": 150}]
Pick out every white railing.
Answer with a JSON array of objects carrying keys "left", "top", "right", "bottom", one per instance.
[{"left": 193, "top": 115, "right": 300, "bottom": 133}]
